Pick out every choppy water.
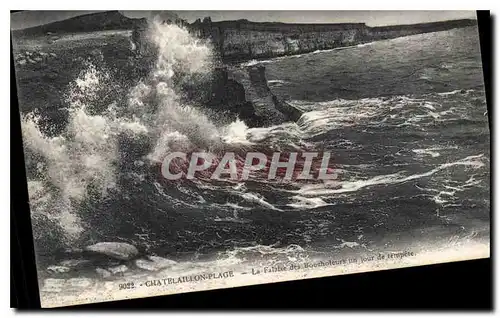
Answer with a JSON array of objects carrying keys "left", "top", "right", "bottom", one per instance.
[{"left": 13, "top": 23, "right": 489, "bottom": 282}]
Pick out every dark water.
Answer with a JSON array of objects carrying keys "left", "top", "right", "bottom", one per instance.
[
  {"left": 13, "top": 25, "right": 490, "bottom": 272},
  {"left": 264, "top": 26, "right": 486, "bottom": 100}
]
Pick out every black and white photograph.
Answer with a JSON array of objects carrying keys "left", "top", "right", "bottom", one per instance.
[{"left": 10, "top": 10, "right": 490, "bottom": 308}]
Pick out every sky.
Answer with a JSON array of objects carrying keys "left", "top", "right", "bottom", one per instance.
[{"left": 10, "top": 10, "right": 477, "bottom": 30}]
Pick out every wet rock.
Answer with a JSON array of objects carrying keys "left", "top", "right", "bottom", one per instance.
[
  {"left": 182, "top": 66, "right": 265, "bottom": 128},
  {"left": 84, "top": 242, "right": 139, "bottom": 261},
  {"left": 149, "top": 255, "right": 178, "bottom": 266},
  {"left": 129, "top": 36, "right": 299, "bottom": 128},
  {"left": 96, "top": 268, "right": 111, "bottom": 278},
  {"left": 59, "top": 259, "right": 91, "bottom": 269},
  {"left": 64, "top": 247, "right": 84, "bottom": 254},
  {"left": 135, "top": 259, "right": 157, "bottom": 271},
  {"left": 108, "top": 265, "right": 128, "bottom": 275},
  {"left": 245, "top": 65, "right": 303, "bottom": 125},
  {"left": 47, "top": 265, "right": 70, "bottom": 274},
  {"left": 135, "top": 256, "right": 177, "bottom": 271},
  {"left": 272, "top": 95, "right": 303, "bottom": 122}
]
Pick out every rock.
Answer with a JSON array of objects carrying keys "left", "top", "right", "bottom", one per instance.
[
  {"left": 84, "top": 242, "right": 139, "bottom": 261},
  {"left": 135, "top": 259, "right": 157, "bottom": 271},
  {"left": 96, "top": 268, "right": 111, "bottom": 278},
  {"left": 149, "top": 255, "right": 178, "bottom": 266},
  {"left": 47, "top": 265, "right": 70, "bottom": 274},
  {"left": 108, "top": 265, "right": 128, "bottom": 275},
  {"left": 64, "top": 247, "right": 84, "bottom": 254},
  {"left": 129, "top": 35, "right": 298, "bottom": 128},
  {"left": 18, "top": 59, "right": 26, "bottom": 65},
  {"left": 182, "top": 67, "right": 265, "bottom": 128},
  {"left": 135, "top": 256, "right": 177, "bottom": 271},
  {"left": 243, "top": 65, "right": 303, "bottom": 126},
  {"left": 212, "top": 69, "right": 265, "bottom": 127},
  {"left": 272, "top": 95, "right": 304, "bottom": 122},
  {"left": 49, "top": 52, "right": 57, "bottom": 57},
  {"left": 59, "top": 259, "right": 91, "bottom": 268},
  {"left": 191, "top": 65, "right": 302, "bottom": 127}
]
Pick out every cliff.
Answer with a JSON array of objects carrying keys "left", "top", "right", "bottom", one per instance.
[
  {"left": 178, "top": 65, "right": 303, "bottom": 127},
  {"left": 13, "top": 11, "right": 478, "bottom": 63},
  {"left": 364, "top": 19, "right": 479, "bottom": 41},
  {"left": 187, "top": 18, "right": 478, "bottom": 62},
  {"left": 230, "top": 65, "right": 304, "bottom": 125},
  {"left": 11, "top": 11, "right": 477, "bottom": 128},
  {"left": 11, "top": 11, "right": 147, "bottom": 38}
]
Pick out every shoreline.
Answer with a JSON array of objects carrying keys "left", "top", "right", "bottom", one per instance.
[
  {"left": 12, "top": 23, "right": 479, "bottom": 66},
  {"left": 38, "top": 228, "right": 490, "bottom": 308}
]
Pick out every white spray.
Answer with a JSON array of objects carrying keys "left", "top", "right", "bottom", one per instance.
[{"left": 21, "top": 18, "right": 250, "bottom": 242}]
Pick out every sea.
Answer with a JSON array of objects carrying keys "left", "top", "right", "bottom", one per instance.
[{"left": 12, "top": 22, "right": 490, "bottom": 306}]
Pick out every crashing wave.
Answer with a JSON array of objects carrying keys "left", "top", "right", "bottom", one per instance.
[{"left": 21, "top": 18, "right": 252, "bottom": 248}]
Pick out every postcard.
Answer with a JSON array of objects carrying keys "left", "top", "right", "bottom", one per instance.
[{"left": 11, "top": 10, "right": 490, "bottom": 308}]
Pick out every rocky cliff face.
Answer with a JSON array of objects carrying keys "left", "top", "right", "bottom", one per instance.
[
  {"left": 129, "top": 16, "right": 477, "bottom": 127},
  {"left": 13, "top": 11, "right": 477, "bottom": 62},
  {"left": 189, "top": 20, "right": 368, "bottom": 62},
  {"left": 13, "top": 12, "right": 478, "bottom": 129},
  {"left": 188, "top": 18, "right": 478, "bottom": 63},
  {"left": 178, "top": 67, "right": 267, "bottom": 128},
  {"left": 178, "top": 65, "right": 303, "bottom": 128},
  {"left": 229, "top": 65, "right": 303, "bottom": 125},
  {"left": 363, "top": 19, "right": 479, "bottom": 41}
]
